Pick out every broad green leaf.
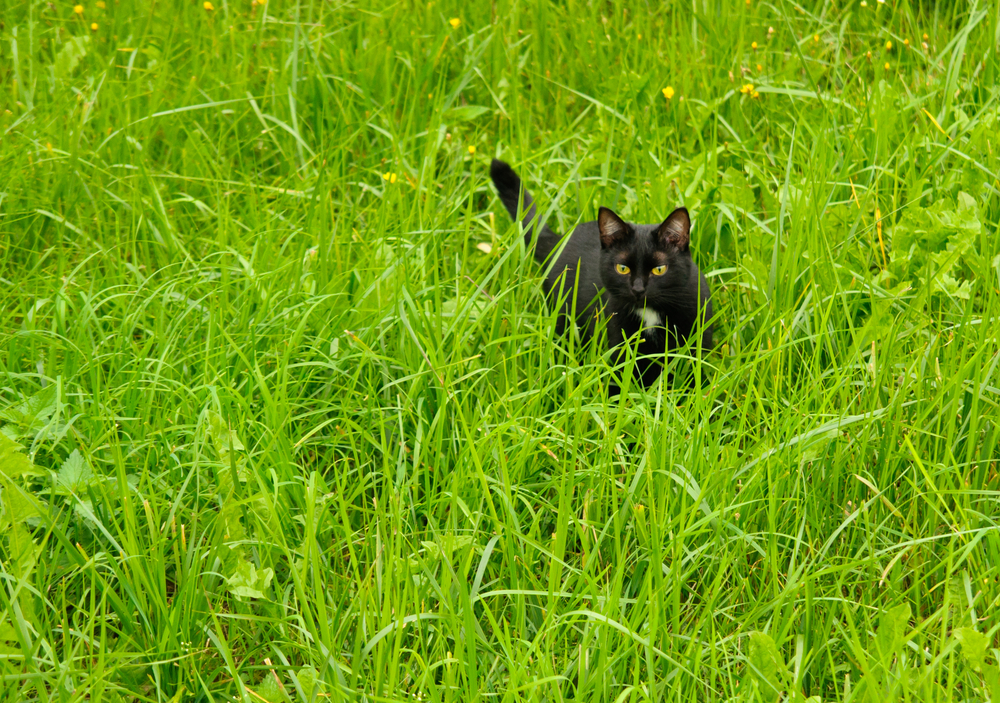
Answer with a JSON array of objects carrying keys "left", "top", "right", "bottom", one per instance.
[
  {"left": 954, "top": 627, "right": 988, "bottom": 671},
  {"left": 875, "top": 603, "right": 911, "bottom": 666},
  {"left": 257, "top": 673, "right": 290, "bottom": 703},
  {"left": 947, "top": 575, "right": 972, "bottom": 626},
  {"left": 53, "top": 449, "right": 95, "bottom": 494},
  {"left": 985, "top": 666, "right": 1000, "bottom": 703},
  {"left": 747, "top": 631, "right": 788, "bottom": 702},
  {"left": 225, "top": 561, "right": 274, "bottom": 600},
  {"left": 0, "top": 434, "right": 34, "bottom": 480},
  {"left": 54, "top": 35, "right": 91, "bottom": 81},
  {"left": 208, "top": 411, "right": 248, "bottom": 486},
  {"left": 208, "top": 411, "right": 245, "bottom": 453},
  {"left": 7, "top": 521, "right": 39, "bottom": 573},
  {"left": 443, "top": 105, "right": 490, "bottom": 122},
  {"left": 5, "top": 522, "right": 39, "bottom": 623},
  {"left": 0, "top": 621, "right": 23, "bottom": 657},
  {"left": 0, "top": 386, "right": 57, "bottom": 440},
  {"left": 936, "top": 273, "right": 973, "bottom": 299},
  {"left": 0, "top": 477, "right": 45, "bottom": 527},
  {"left": 296, "top": 666, "right": 318, "bottom": 699}
]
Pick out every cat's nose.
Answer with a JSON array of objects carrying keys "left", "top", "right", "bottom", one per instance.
[{"left": 631, "top": 279, "right": 645, "bottom": 295}]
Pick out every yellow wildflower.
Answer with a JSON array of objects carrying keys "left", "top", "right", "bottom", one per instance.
[
  {"left": 813, "top": 34, "right": 819, "bottom": 43},
  {"left": 662, "top": 86, "right": 675, "bottom": 99},
  {"left": 740, "top": 83, "right": 754, "bottom": 94},
  {"left": 203, "top": 1, "right": 214, "bottom": 10},
  {"left": 751, "top": 89, "right": 760, "bottom": 98},
  {"left": 884, "top": 62, "right": 890, "bottom": 70},
  {"left": 885, "top": 40, "right": 892, "bottom": 50},
  {"left": 903, "top": 39, "right": 910, "bottom": 47},
  {"left": 449, "top": 17, "right": 461, "bottom": 28},
  {"left": 90, "top": 22, "right": 98, "bottom": 30},
  {"left": 73, "top": 4, "right": 84, "bottom": 14},
  {"left": 382, "top": 172, "right": 398, "bottom": 184},
  {"left": 751, "top": 41, "right": 758, "bottom": 50},
  {"left": 467, "top": 145, "right": 476, "bottom": 155},
  {"left": 756, "top": 63, "right": 762, "bottom": 72},
  {"left": 923, "top": 33, "right": 929, "bottom": 40}
]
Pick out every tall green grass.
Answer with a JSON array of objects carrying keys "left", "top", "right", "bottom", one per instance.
[{"left": 2, "top": 0, "right": 1000, "bottom": 701}]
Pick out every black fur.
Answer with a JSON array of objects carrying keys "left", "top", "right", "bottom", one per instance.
[{"left": 490, "top": 158, "right": 713, "bottom": 387}]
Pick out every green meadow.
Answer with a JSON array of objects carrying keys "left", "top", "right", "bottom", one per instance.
[{"left": 2, "top": 0, "right": 1000, "bottom": 700}]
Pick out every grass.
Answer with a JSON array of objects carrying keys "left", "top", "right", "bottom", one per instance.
[{"left": 2, "top": 0, "right": 1000, "bottom": 701}]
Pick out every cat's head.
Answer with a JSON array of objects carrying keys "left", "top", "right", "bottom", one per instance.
[{"left": 597, "top": 206, "right": 694, "bottom": 307}]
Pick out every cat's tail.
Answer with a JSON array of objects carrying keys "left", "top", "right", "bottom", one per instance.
[{"left": 490, "top": 159, "right": 559, "bottom": 261}]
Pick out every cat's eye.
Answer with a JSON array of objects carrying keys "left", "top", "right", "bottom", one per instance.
[
  {"left": 651, "top": 265, "right": 667, "bottom": 276},
  {"left": 615, "top": 264, "right": 630, "bottom": 275}
]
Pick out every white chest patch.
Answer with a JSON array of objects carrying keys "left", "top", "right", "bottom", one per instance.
[{"left": 635, "top": 308, "right": 662, "bottom": 333}]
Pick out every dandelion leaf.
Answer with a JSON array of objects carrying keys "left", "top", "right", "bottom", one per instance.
[
  {"left": 296, "top": 666, "right": 318, "bottom": 699},
  {"left": 954, "top": 627, "right": 988, "bottom": 672},
  {"left": 875, "top": 603, "right": 911, "bottom": 666},
  {"left": 54, "top": 35, "right": 91, "bottom": 81},
  {"left": 746, "top": 631, "right": 788, "bottom": 703}
]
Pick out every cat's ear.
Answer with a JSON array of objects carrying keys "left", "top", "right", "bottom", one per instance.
[
  {"left": 657, "top": 207, "right": 690, "bottom": 251},
  {"left": 598, "top": 207, "right": 630, "bottom": 248}
]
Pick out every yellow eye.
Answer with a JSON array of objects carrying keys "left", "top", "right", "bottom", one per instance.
[
  {"left": 615, "top": 264, "right": 630, "bottom": 275},
  {"left": 652, "top": 265, "right": 667, "bottom": 276}
]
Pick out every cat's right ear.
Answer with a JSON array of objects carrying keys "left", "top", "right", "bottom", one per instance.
[{"left": 598, "top": 207, "right": 630, "bottom": 248}]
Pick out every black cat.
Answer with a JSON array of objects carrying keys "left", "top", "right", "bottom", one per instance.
[{"left": 490, "top": 159, "right": 713, "bottom": 387}]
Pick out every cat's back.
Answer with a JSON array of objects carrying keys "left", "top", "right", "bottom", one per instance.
[{"left": 538, "top": 220, "right": 607, "bottom": 329}]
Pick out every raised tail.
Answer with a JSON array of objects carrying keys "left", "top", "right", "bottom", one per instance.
[{"left": 489, "top": 159, "right": 559, "bottom": 261}]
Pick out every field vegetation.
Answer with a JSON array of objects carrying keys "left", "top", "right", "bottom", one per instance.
[{"left": 2, "top": 0, "right": 1000, "bottom": 701}]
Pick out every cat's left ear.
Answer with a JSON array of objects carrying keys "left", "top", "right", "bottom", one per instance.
[
  {"left": 657, "top": 207, "right": 690, "bottom": 251},
  {"left": 598, "top": 207, "right": 631, "bottom": 249}
]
